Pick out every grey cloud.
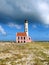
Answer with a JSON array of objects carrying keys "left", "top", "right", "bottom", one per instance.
[
  {"left": 0, "top": 0, "right": 37, "bottom": 17},
  {"left": 0, "top": 0, "right": 49, "bottom": 24}
]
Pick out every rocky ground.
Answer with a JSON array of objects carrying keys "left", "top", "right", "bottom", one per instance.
[{"left": 0, "top": 42, "right": 49, "bottom": 65}]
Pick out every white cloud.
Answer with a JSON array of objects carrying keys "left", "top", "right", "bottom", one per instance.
[
  {"left": 8, "top": 23, "right": 22, "bottom": 29},
  {"left": 32, "top": 25, "right": 37, "bottom": 28},
  {"left": 36, "top": 0, "right": 49, "bottom": 24},
  {"left": 44, "top": 24, "right": 49, "bottom": 28},
  {"left": 0, "top": 25, "right": 6, "bottom": 35}
]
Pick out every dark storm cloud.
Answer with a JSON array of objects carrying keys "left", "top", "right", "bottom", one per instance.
[
  {"left": 0, "top": 12, "right": 41, "bottom": 24},
  {"left": 0, "top": 0, "right": 49, "bottom": 24}
]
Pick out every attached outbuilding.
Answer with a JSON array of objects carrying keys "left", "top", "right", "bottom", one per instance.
[{"left": 16, "top": 32, "right": 31, "bottom": 43}]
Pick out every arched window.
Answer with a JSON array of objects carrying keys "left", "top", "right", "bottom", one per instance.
[
  {"left": 21, "top": 41, "right": 22, "bottom": 43},
  {"left": 21, "top": 37, "right": 22, "bottom": 39},
  {"left": 24, "top": 41, "right": 25, "bottom": 43},
  {"left": 18, "top": 41, "right": 19, "bottom": 43},
  {"left": 24, "top": 37, "right": 25, "bottom": 40}
]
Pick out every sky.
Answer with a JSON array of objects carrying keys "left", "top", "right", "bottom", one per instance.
[{"left": 0, "top": 0, "right": 49, "bottom": 41}]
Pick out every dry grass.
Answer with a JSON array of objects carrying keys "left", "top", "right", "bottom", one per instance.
[{"left": 0, "top": 42, "right": 49, "bottom": 65}]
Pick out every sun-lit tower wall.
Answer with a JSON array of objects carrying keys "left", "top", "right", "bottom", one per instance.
[{"left": 24, "top": 20, "right": 28, "bottom": 36}]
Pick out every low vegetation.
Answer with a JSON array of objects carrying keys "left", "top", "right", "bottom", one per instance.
[{"left": 0, "top": 42, "right": 49, "bottom": 65}]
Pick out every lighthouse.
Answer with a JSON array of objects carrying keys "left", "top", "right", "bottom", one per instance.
[
  {"left": 24, "top": 20, "right": 28, "bottom": 36},
  {"left": 16, "top": 20, "right": 32, "bottom": 43}
]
